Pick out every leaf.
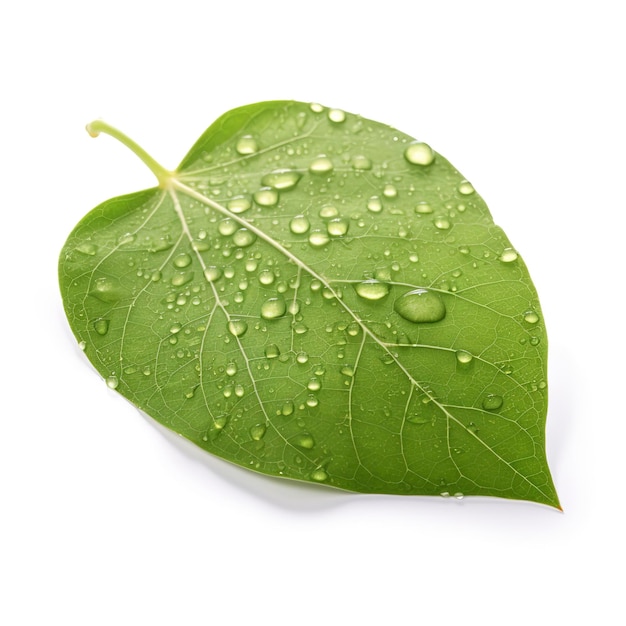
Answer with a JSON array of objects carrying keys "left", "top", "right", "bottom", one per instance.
[{"left": 59, "top": 101, "right": 560, "bottom": 508}]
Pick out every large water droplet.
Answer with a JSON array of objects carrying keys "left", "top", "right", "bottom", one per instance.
[
  {"left": 394, "top": 289, "right": 446, "bottom": 323},
  {"left": 261, "top": 297, "right": 286, "bottom": 320},
  {"left": 458, "top": 180, "right": 475, "bottom": 195},
  {"left": 352, "top": 155, "right": 372, "bottom": 170},
  {"left": 281, "top": 400, "right": 294, "bottom": 416},
  {"left": 173, "top": 253, "right": 192, "bottom": 268},
  {"left": 218, "top": 219, "right": 238, "bottom": 236},
  {"left": 261, "top": 169, "right": 302, "bottom": 190},
  {"left": 254, "top": 187, "right": 279, "bottom": 207},
  {"left": 328, "top": 108, "right": 346, "bottom": 123},
  {"left": 319, "top": 205, "right": 339, "bottom": 218},
  {"left": 293, "top": 433, "right": 315, "bottom": 449},
  {"left": 106, "top": 375, "right": 119, "bottom": 390},
  {"left": 76, "top": 242, "right": 97, "bottom": 255},
  {"left": 250, "top": 423, "right": 267, "bottom": 441},
  {"left": 310, "top": 468, "right": 328, "bottom": 482},
  {"left": 204, "top": 266, "right": 222, "bottom": 282},
  {"left": 91, "top": 277, "right": 123, "bottom": 303},
  {"left": 499, "top": 248, "right": 518, "bottom": 263},
  {"left": 482, "top": 394, "right": 503, "bottom": 411},
  {"left": 355, "top": 280, "right": 390, "bottom": 301},
  {"left": 456, "top": 350, "right": 473, "bottom": 365},
  {"left": 327, "top": 218, "right": 349, "bottom": 237},
  {"left": 228, "top": 320, "right": 248, "bottom": 337},
  {"left": 233, "top": 229, "right": 257, "bottom": 247},
  {"left": 265, "top": 343, "right": 280, "bottom": 359},
  {"left": 309, "top": 155, "right": 333, "bottom": 174},
  {"left": 415, "top": 202, "right": 433, "bottom": 214},
  {"left": 228, "top": 196, "right": 252, "bottom": 214},
  {"left": 289, "top": 215, "right": 310, "bottom": 234},
  {"left": 236, "top": 135, "right": 258, "bottom": 155},
  {"left": 171, "top": 271, "right": 193, "bottom": 286},
  {"left": 367, "top": 195, "right": 383, "bottom": 213},
  {"left": 524, "top": 310, "right": 540, "bottom": 324},
  {"left": 308, "top": 230, "right": 330, "bottom": 247},
  {"left": 404, "top": 141, "right": 435, "bottom": 166},
  {"left": 258, "top": 269, "right": 275, "bottom": 285},
  {"left": 433, "top": 216, "right": 451, "bottom": 230},
  {"left": 93, "top": 318, "right": 109, "bottom": 336}
]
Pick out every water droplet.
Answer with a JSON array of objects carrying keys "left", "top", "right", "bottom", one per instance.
[
  {"left": 264, "top": 344, "right": 280, "bottom": 359},
  {"left": 394, "top": 289, "right": 446, "bottom": 323},
  {"left": 440, "top": 491, "right": 450, "bottom": 498},
  {"left": 228, "top": 320, "right": 248, "bottom": 337},
  {"left": 499, "top": 248, "right": 518, "bottom": 263},
  {"left": 173, "top": 253, "right": 192, "bottom": 268},
  {"left": 306, "top": 394, "right": 319, "bottom": 408},
  {"left": 228, "top": 196, "right": 252, "bottom": 214},
  {"left": 91, "top": 277, "right": 123, "bottom": 303},
  {"left": 261, "top": 169, "right": 302, "bottom": 190},
  {"left": 233, "top": 229, "right": 257, "bottom": 247},
  {"left": 289, "top": 215, "right": 310, "bottom": 234},
  {"left": 226, "top": 362, "right": 237, "bottom": 376},
  {"left": 310, "top": 102, "right": 324, "bottom": 113},
  {"left": 171, "top": 271, "right": 193, "bottom": 286},
  {"left": 293, "top": 433, "right": 315, "bottom": 449},
  {"left": 367, "top": 195, "right": 383, "bottom": 213},
  {"left": 150, "top": 270, "right": 162, "bottom": 282},
  {"left": 433, "top": 216, "right": 451, "bottom": 230},
  {"left": 355, "top": 279, "right": 390, "bottom": 301},
  {"left": 254, "top": 187, "right": 279, "bottom": 207},
  {"left": 414, "top": 202, "right": 433, "bottom": 214},
  {"left": 307, "top": 378, "right": 322, "bottom": 391},
  {"left": 340, "top": 364, "right": 355, "bottom": 377},
  {"left": 204, "top": 266, "right": 222, "bottom": 282},
  {"left": 236, "top": 134, "right": 258, "bottom": 155},
  {"left": 250, "top": 423, "right": 267, "bottom": 441},
  {"left": 78, "top": 340, "right": 86, "bottom": 351},
  {"left": 383, "top": 184, "right": 398, "bottom": 198},
  {"left": 261, "top": 297, "right": 286, "bottom": 320},
  {"left": 117, "top": 232, "right": 135, "bottom": 245},
  {"left": 327, "top": 218, "right": 349, "bottom": 237},
  {"left": 454, "top": 492, "right": 464, "bottom": 500},
  {"left": 529, "top": 336, "right": 541, "bottom": 346},
  {"left": 482, "top": 394, "right": 503, "bottom": 411},
  {"left": 310, "top": 468, "right": 328, "bottom": 482},
  {"left": 281, "top": 400, "right": 294, "bottom": 416},
  {"left": 76, "top": 242, "right": 97, "bottom": 255},
  {"left": 296, "top": 351, "right": 309, "bottom": 364},
  {"left": 93, "top": 318, "right": 109, "bottom": 335},
  {"left": 328, "top": 108, "right": 346, "bottom": 123},
  {"left": 308, "top": 230, "right": 330, "bottom": 247},
  {"left": 218, "top": 219, "right": 238, "bottom": 236},
  {"left": 524, "top": 310, "right": 539, "bottom": 324},
  {"left": 456, "top": 350, "right": 473, "bottom": 365},
  {"left": 169, "top": 323, "right": 182, "bottom": 334},
  {"left": 258, "top": 269, "right": 275, "bottom": 285},
  {"left": 458, "top": 180, "right": 475, "bottom": 195},
  {"left": 106, "top": 375, "right": 119, "bottom": 390},
  {"left": 319, "top": 205, "right": 339, "bottom": 219},
  {"left": 352, "top": 155, "right": 372, "bottom": 170},
  {"left": 404, "top": 141, "right": 435, "bottom": 166},
  {"left": 309, "top": 155, "right": 333, "bottom": 174}
]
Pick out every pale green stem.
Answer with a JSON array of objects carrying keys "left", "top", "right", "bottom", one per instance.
[{"left": 86, "top": 120, "right": 174, "bottom": 188}]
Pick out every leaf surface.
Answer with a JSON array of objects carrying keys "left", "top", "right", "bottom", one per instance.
[{"left": 59, "top": 101, "right": 559, "bottom": 507}]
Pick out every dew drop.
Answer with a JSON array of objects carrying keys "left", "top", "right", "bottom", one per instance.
[
  {"left": 76, "top": 242, "right": 97, "bottom": 255},
  {"left": 309, "top": 155, "right": 334, "bottom": 174},
  {"left": 306, "top": 394, "right": 319, "bottom": 408},
  {"left": 236, "top": 134, "right": 258, "bottom": 155},
  {"left": 340, "top": 364, "right": 355, "bottom": 377},
  {"left": 106, "top": 375, "right": 119, "bottom": 390},
  {"left": 482, "top": 394, "right": 503, "bottom": 411},
  {"left": 254, "top": 187, "right": 279, "bottom": 207},
  {"left": 458, "top": 180, "right": 475, "bottom": 195},
  {"left": 228, "top": 320, "right": 248, "bottom": 337},
  {"left": 433, "top": 216, "right": 451, "bottom": 230},
  {"left": 281, "top": 400, "right": 294, "bottom": 416},
  {"left": 150, "top": 270, "right": 162, "bottom": 282},
  {"left": 310, "top": 102, "right": 324, "bottom": 113},
  {"left": 319, "top": 205, "right": 339, "bottom": 219},
  {"left": 404, "top": 141, "right": 435, "bottom": 166},
  {"left": 308, "top": 230, "right": 330, "bottom": 247},
  {"left": 355, "top": 279, "right": 390, "bottom": 301},
  {"left": 328, "top": 108, "right": 346, "bottom": 123},
  {"left": 78, "top": 340, "right": 86, "bottom": 351},
  {"left": 327, "top": 218, "right": 349, "bottom": 237},
  {"left": 204, "top": 266, "right": 222, "bottom": 282},
  {"left": 233, "top": 229, "right": 257, "bottom": 248},
  {"left": 261, "top": 297, "right": 286, "bottom": 320},
  {"left": 226, "top": 362, "right": 237, "bottom": 376},
  {"left": 367, "top": 195, "right": 383, "bottom": 213},
  {"left": 250, "top": 423, "right": 267, "bottom": 441},
  {"left": 454, "top": 492, "right": 465, "bottom": 500},
  {"left": 93, "top": 318, "right": 109, "bottom": 336},
  {"left": 352, "top": 155, "right": 372, "bottom": 170},
  {"left": 524, "top": 310, "right": 539, "bottom": 324},
  {"left": 218, "top": 219, "right": 238, "bottom": 236},
  {"left": 261, "top": 169, "right": 302, "bottom": 190},
  {"left": 499, "top": 248, "right": 518, "bottom": 263},
  {"left": 265, "top": 344, "right": 280, "bottom": 359},
  {"left": 307, "top": 378, "right": 322, "bottom": 391},
  {"left": 415, "top": 202, "right": 433, "bottom": 214},
  {"left": 228, "top": 196, "right": 252, "bottom": 214},
  {"left": 383, "top": 184, "right": 398, "bottom": 198},
  {"left": 293, "top": 433, "right": 315, "bottom": 449},
  {"left": 289, "top": 215, "right": 310, "bottom": 234},
  {"left": 394, "top": 289, "right": 446, "bottom": 323},
  {"left": 258, "top": 269, "right": 275, "bottom": 285},
  {"left": 169, "top": 323, "right": 182, "bottom": 334},
  {"left": 296, "top": 351, "right": 309, "bottom": 364},
  {"left": 173, "top": 253, "right": 192, "bottom": 268},
  {"left": 456, "top": 350, "right": 473, "bottom": 365},
  {"left": 310, "top": 468, "right": 328, "bottom": 482}
]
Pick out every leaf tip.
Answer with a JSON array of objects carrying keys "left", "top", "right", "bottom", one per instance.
[{"left": 86, "top": 121, "right": 100, "bottom": 138}]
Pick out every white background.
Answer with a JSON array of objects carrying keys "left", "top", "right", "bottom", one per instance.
[{"left": 1, "top": 1, "right": 623, "bottom": 624}]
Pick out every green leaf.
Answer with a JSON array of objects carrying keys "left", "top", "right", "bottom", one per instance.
[{"left": 59, "top": 101, "right": 559, "bottom": 508}]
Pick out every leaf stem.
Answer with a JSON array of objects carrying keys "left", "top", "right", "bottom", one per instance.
[{"left": 86, "top": 120, "right": 174, "bottom": 188}]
